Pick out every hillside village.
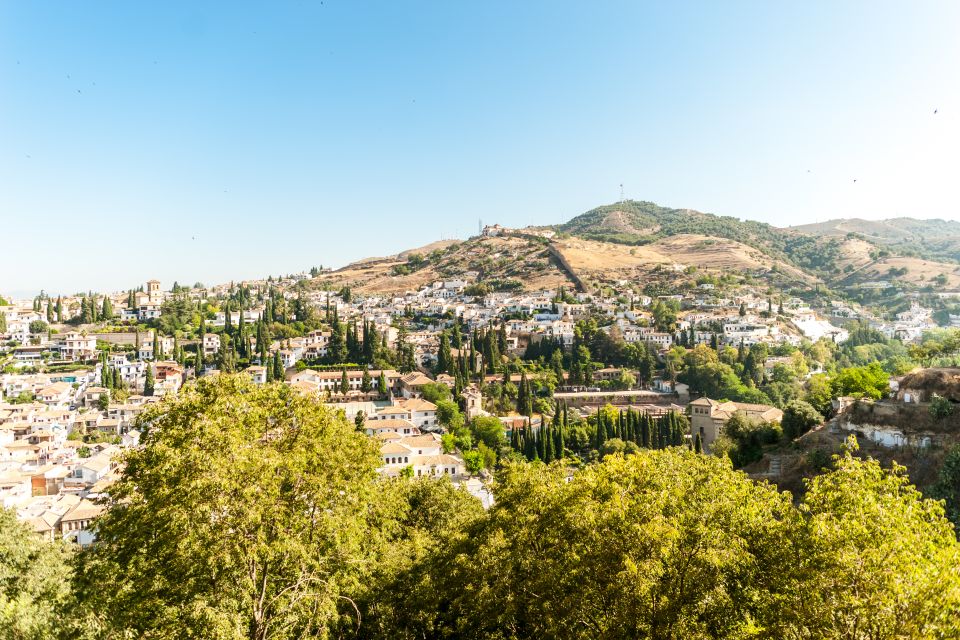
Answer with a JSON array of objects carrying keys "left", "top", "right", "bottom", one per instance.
[
  {"left": 4, "top": 212, "right": 957, "bottom": 545},
  {"left": 8, "top": 2, "right": 960, "bottom": 633}
]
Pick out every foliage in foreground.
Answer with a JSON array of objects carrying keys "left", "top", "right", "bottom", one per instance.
[
  {"left": 0, "top": 509, "right": 76, "bottom": 640},
  {"left": 3, "top": 376, "right": 958, "bottom": 639},
  {"left": 366, "top": 443, "right": 960, "bottom": 639}
]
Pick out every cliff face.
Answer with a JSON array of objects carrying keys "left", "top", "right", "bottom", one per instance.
[
  {"left": 839, "top": 400, "right": 960, "bottom": 442},
  {"left": 750, "top": 398, "right": 960, "bottom": 499}
]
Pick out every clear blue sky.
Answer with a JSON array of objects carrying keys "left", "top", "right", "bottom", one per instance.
[{"left": 2, "top": 1, "right": 958, "bottom": 296}]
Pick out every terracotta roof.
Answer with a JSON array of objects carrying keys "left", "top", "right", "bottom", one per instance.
[
  {"left": 399, "top": 398, "right": 437, "bottom": 412},
  {"left": 381, "top": 442, "right": 412, "bottom": 455},
  {"left": 369, "top": 418, "right": 417, "bottom": 430}
]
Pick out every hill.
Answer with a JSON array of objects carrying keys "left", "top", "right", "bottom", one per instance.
[
  {"left": 312, "top": 229, "right": 819, "bottom": 296},
  {"left": 553, "top": 200, "right": 847, "bottom": 280},
  {"left": 551, "top": 234, "right": 814, "bottom": 288},
  {"left": 311, "top": 235, "right": 572, "bottom": 294},
  {"left": 792, "top": 217, "right": 960, "bottom": 264},
  {"left": 310, "top": 199, "right": 960, "bottom": 296}
]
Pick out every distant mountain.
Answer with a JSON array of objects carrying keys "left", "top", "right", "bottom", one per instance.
[{"left": 790, "top": 218, "right": 960, "bottom": 263}]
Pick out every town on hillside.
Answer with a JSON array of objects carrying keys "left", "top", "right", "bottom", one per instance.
[{"left": 3, "top": 257, "right": 957, "bottom": 545}]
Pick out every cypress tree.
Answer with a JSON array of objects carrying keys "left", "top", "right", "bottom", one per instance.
[
  {"left": 517, "top": 371, "right": 528, "bottom": 415},
  {"left": 523, "top": 423, "right": 535, "bottom": 461},
  {"left": 694, "top": 432, "right": 703, "bottom": 454},
  {"left": 468, "top": 337, "right": 477, "bottom": 376},
  {"left": 56, "top": 296, "right": 63, "bottom": 323},
  {"left": 330, "top": 321, "right": 346, "bottom": 363},
  {"left": 437, "top": 333, "right": 451, "bottom": 375},
  {"left": 256, "top": 319, "right": 266, "bottom": 363},
  {"left": 224, "top": 302, "right": 233, "bottom": 335},
  {"left": 536, "top": 423, "right": 545, "bottom": 461},
  {"left": 143, "top": 364, "right": 155, "bottom": 396},
  {"left": 451, "top": 319, "right": 462, "bottom": 349},
  {"left": 486, "top": 331, "right": 500, "bottom": 374},
  {"left": 152, "top": 332, "right": 160, "bottom": 361},
  {"left": 543, "top": 420, "right": 554, "bottom": 463},
  {"left": 218, "top": 334, "right": 234, "bottom": 373},
  {"left": 341, "top": 368, "right": 350, "bottom": 395},
  {"left": 555, "top": 421, "right": 565, "bottom": 460},
  {"left": 238, "top": 307, "right": 247, "bottom": 358},
  {"left": 264, "top": 298, "right": 273, "bottom": 324},
  {"left": 361, "top": 368, "right": 372, "bottom": 393},
  {"left": 273, "top": 351, "right": 284, "bottom": 381},
  {"left": 197, "top": 314, "right": 207, "bottom": 366},
  {"left": 102, "top": 296, "right": 113, "bottom": 320},
  {"left": 595, "top": 410, "right": 606, "bottom": 450},
  {"left": 378, "top": 371, "right": 388, "bottom": 397}
]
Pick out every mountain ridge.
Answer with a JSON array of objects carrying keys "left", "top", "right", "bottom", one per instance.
[{"left": 310, "top": 200, "right": 960, "bottom": 295}]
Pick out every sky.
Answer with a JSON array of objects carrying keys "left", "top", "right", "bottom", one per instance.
[{"left": 1, "top": 1, "right": 959, "bottom": 296}]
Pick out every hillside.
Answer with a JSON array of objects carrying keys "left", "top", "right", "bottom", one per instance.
[
  {"left": 310, "top": 199, "right": 960, "bottom": 296},
  {"left": 552, "top": 234, "right": 815, "bottom": 287},
  {"left": 310, "top": 235, "right": 573, "bottom": 294},
  {"left": 554, "top": 200, "right": 847, "bottom": 280},
  {"left": 792, "top": 217, "right": 960, "bottom": 264}
]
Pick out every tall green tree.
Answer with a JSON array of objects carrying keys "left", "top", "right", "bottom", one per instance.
[
  {"left": 273, "top": 351, "right": 284, "bottom": 381},
  {"left": 378, "top": 371, "right": 389, "bottom": 397},
  {"left": 0, "top": 509, "right": 77, "bottom": 640},
  {"left": 143, "top": 363, "right": 155, "bottom": 396},
  {"left": 364, "top": 446, "right": 960, "bottom": 639},
  {"left": 73, "top": 375, "right": 391, "bottom": 639},
  {"left": 436, "top": 333, "right": 452, "bottom": 375}
]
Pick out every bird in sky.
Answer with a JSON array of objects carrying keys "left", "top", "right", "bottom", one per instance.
[{"left": 934, "top": 108, "right": 938, "bottom": 114}]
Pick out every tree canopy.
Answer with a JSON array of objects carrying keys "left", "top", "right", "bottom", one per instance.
[
  {"left": 5, "top": 377, "right": 954, "bottom": 640},
  {"left": 74, "top": 375, "right": 391, "bottom": 638},
  {"left": 0, "top": 509, "right": 76, "bottom": 640},
  {"left": 363, "top": 445, "right": 960, "bottom": 639}
]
